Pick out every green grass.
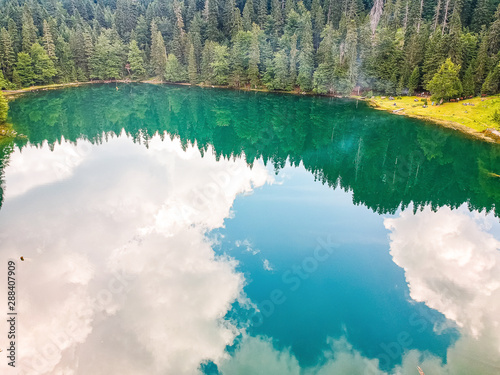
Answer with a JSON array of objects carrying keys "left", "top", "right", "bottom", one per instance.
[{"left": 366, "top": 95, "right": 500, "bottom": 133}]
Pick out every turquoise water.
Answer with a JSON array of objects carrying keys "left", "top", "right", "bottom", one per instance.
[{"left": 1, "top": 84, "right": 499, "bottom": 374}]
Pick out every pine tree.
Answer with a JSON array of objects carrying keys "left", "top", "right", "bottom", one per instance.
[
  {"left": 128, "top": 40, "right": 146, "bottom": 78},
  {"left": 0, "top": 28, "right": 16, "bottom": 79},
  {"left": 43, "top": 20, "right": 57, "bottom": 62},
  {"left": 202, "top": 41, "right": 216, "bottom": 83},
  {"left": 150, "top": 22, "right": 167, "bottom": 77},
  {"left": 190, "top": 14, "right": 203, "bottom": 71},
  {"left": 272, "top": 49, "right": 289, "bottom": 89},
  {"left": 297, "top": 12, "right": 314, "bottom": 91},
  {"left": 165, "top": 54, "right": 186, "bottom": 82},
  {"left": 242, "top": 0, "right": 255, "bottom": 31},
  {"left": 422, "top": 31, "right": 446, "bottom": 85},
  {"left": 471, "top": 0, "right": 494, "bottom": 32},
  {"left": 344, "top": 19, "right": 358, "bottom": 93},
  {"left": 447, "top": 7, "right": 462, "bottom": 65},
  {"left": 8, "top": 20, "right": 20, "bottom": 55},
  {"left": 474, "top": 30, "right": 490, "bottom": 92},
  {"left": 271, "top": 0, "right": 284, "bottom": 37},
  {"left": 90, "top": 31, "right": 124, "bottom": 80},
  {"left": 257, "top": 0, "right": 268, "bottom": 27},
  {"left": 211, "top": 44, "right": 230, "bottom": 85},
  {"left": 188, "top": 42, "right": 198, "bottom": 84},
  {"left": 313, "top": 25, "right": 336, "bottom": 94},
  {"left": 489, "top": 4, "right": 500, "bottom": 55},
  {"left": 16, "top": 52, "right": 34, "bottom": 87},
  {"left": 0, "top": 90, "right": 8, "bottom": 124},
  {"left": 408, "top": 66, "right": 420, "bottom": 95},
  {"left": 172, "top": 0, "right": 187, "bottom": 62},
  {"left": 426, "top": 58, "right": 463, "bottom": 100},
  {"left": 83, "top": 30, "right": 94, "bottom": 77},
  {"left": 311, "top": 0, "right": 324, "bottom": 49},
  {"left": 462, "top": 63, "right": 475, "bottom": 96},
  {"left": 31, "top": 42, "right": 57, "bottom": 84},
  {"left": 206, "top": 0, "right": 220, "bottom": 42},
  {"left": 21, "top": 7, "right": 38, "bottom": 52},
  {"left": 230, "top": 30, "right": 251, "bottom": 87},
  {"left": 134, "top": 15, "right": 148, "bottom": 50},
  {"left": 11, "top": 69, "right": 21, "bottom": 88},
  {"left": 248, "top": 24, "right": 261, "bottom": 88},
  {"left": 289, "top": 34, "right": 298, "bottom": 88},
  {"left": 482, "top": 61, "right": 500, "bottom": 95}
]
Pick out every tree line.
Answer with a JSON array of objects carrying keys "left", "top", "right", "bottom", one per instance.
[{"left": 0, "top": 0, "right": 499, "bottom": 99}]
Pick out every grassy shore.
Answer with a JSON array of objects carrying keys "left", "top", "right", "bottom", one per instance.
[{"left": 365, "top": 95, "right": 500, "bottom": 143}]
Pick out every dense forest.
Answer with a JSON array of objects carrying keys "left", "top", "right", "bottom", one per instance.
[{"left": 0, "top": 0, "right": 499, "bottom": 97}]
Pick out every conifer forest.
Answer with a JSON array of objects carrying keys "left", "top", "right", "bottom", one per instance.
[{"left": 0, "top": 0, "right": 499, "bottom": 96}]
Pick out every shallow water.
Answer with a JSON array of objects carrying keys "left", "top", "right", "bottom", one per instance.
[{"left": 1, "top": 83, "right": 499, "bottom": 375}]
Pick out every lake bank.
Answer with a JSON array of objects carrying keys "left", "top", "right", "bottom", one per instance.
[
  {"left": 366, "top": 95, "right": 500, "bottom": 144},
  {"left": 2, "top": 81, "right": 500, "bottom": 144}
]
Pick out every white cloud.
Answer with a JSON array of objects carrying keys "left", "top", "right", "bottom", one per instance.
[
  {"left": 4, "top": 136, "right": 93, "bottom": 199},
  {"left": 0, "top": 134, "right": 273, "bottom": 375},
  {"left": 384, "top": 206, "right": 500, "bottom": 374},
  {"left": 263, "top": 259, "right": 274, "bottom": 271}
]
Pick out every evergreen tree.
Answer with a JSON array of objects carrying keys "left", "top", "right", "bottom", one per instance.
[
  {"left": 297, "top": 13, "right": 314, "bottom": 91},
  {"left": 311, "top": 0, "right": 324, "bottom": 49},
  {"left": 165, "top": 54, "right": 186, "bottom": 82},
  {"left": 202, "top": 41, "right": 216, "bottom": 83},
  {"left": 42, "top": 20, "right": 57, "bottom": 62},
  {"left": 206, "top": 0, "right": 220, "bottom": 42},
  {"left": 289, "top": 34, "right": 298, "bottom": 88},
  {"left": 248, "top": 24, "right": 261, "bottom": 88},
  {"left": 426, "top": 58, "right": 463, "bottom": 100},
  {"left": 257, "top": 0, "right": 268, "bottom": 27},
  {"left": 12, "top": 69, "right": 21, "bottom": 88},
  {"left": 482, "top": 61, "right": 500, "bottom": 94},
  {"left": 0, "top": 28, "right": 16, "bottom": 79},
  {"left": 230, "top": 30, "right": 251, "bottom": 87},
  {"left": 30, "top": 42, "right": 57, "bottom": 84},
  {"left": 242, "top": 0, "right": 255, "bottom": 31},
  {"left": 127, "top": 40, "right": 146, "bottom": 78},
  {"left": 16, "top": 52, "right": 34, "bottom": 87},
  {"left": 474, "top": 30, "right": 490, "bottom": 92},
  {"left": 150, "top": 22, "right": 167, "bottom": 77},
  {"left": 90, "top": 30, "right": 125, "bottom": 80},
  {"left": 188, "top": 42, "right": 198, "bottom": 84},
  {"left": 423, "top": 31, "right": 447, "bottom": 85},
  {"left": 211, "top": 44, "right": 230, "bottom": 85},
  {"left": 408, "top": 66, "right": 420, "bottom": 95},
  {"left": 272, "top": 49, "right": 289, "bottom": 90},
  {"left": 462, "top": 63, "right": 475, "bottom": 96},
  {"left": 8, "top": 19, "right": 20, "bottom": 55},
  {"left": 313, "top": 25, "right": 336, "bottom": 94},
  {"left": 489, "top": 4, "right": 500, "bottom": 55},
  {"left": 0, "top": 90, "right": 8, "bottom": 124},
  {"left": 134, "top": 15, "right": 148, "bottom": 50},
  {"left": 471, "top": 0, "right": 494, "bottom": 32},
  {"left": 21, "top": 7, "right": 38, "bottom": 52}
]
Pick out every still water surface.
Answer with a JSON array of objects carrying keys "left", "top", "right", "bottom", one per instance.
[{"left": 0, "top": 84, "right": 499, "bottom": 375}]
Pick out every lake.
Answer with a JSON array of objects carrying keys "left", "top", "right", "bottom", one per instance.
[{"left": 1, "top": 83, "right": 499, "bottom": 375}]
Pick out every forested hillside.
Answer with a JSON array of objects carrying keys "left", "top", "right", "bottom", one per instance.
[{"left": 0, "top": 0, "right": 499, "bottom": 96}]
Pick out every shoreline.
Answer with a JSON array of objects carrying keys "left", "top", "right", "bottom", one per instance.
[
  {"left": 365, "top": 96, "right": 500, "bottom": 144},
  {"left": 2, "top": 81, "right": 499, "bottom": 144}
]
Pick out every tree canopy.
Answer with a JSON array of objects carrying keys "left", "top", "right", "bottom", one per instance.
[{"left": 0, "top": 0, "right": 498, "bottom": 97}]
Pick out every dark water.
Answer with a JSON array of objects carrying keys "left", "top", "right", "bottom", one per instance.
[{"left": 0, "top": 83, "right": 499, "bottom": 375}]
